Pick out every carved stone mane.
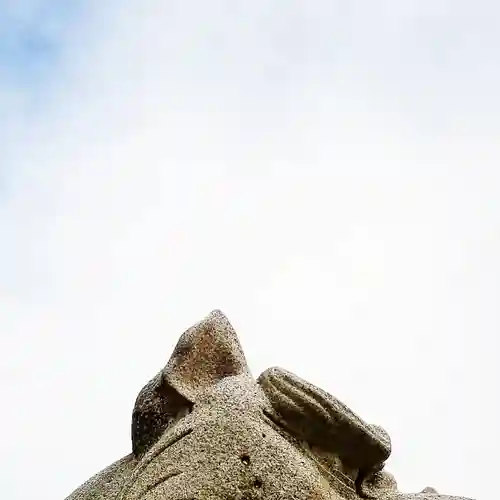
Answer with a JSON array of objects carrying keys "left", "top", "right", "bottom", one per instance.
[{"left": 65, "top": 310, "right": 473, "bottom": 500}]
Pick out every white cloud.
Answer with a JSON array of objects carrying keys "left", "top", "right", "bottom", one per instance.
[{"left": 1, "top": 1, "right": 498, "bottom": 499}]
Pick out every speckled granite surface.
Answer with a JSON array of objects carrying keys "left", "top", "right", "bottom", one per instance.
[{"left": 65, "top": 310, "right": 474, "bottom": 500}]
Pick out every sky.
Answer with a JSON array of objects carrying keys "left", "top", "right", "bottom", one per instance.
[{"left": 0, "top": 1, "right": 498, "bottom": 499}]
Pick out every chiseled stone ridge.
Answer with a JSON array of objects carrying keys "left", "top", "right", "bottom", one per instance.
[{"left": 65, "top": 310, "right": 474, "bottom": 500}]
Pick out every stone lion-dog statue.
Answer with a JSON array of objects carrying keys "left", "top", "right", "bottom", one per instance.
[{"left": 65, "top": 310, "right": 473, "bottom": 500}]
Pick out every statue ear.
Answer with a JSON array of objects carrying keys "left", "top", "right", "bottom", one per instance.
[
  {"left": 131, "top": 310, "right": 251, "bottom": 456},
  {"left": 163, "top": 309, "right": 251, "bottom": 400}
]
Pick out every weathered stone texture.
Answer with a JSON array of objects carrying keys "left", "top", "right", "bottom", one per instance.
[{"left": 65, "top": 310, "right": 474, "bottom": 500}]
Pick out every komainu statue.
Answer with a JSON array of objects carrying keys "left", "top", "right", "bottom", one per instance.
[{"left": 65, "top": 310, "right": 473, "bottom": 500}]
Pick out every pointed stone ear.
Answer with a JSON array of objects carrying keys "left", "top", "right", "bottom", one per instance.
[
  {"left": 163, "top": 309, "right": 251, "bottom": 401},
  {"left": 131, "top": 310, "right": 250, "bottom": 456}
]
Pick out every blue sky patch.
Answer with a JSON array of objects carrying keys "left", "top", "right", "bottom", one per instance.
[{"left": 0, "top": 0, "right": 85, "bottom": 87}]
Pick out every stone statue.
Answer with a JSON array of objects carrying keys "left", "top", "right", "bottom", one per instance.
[{"left": 65, "top": 310, "right": 473, "bottom": 500}]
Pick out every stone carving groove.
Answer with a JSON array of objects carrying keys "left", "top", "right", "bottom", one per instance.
[{"left": 65, "top": 310, "right": 474, "bottom": 500}]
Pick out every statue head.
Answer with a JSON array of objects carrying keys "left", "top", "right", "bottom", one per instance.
[{"left": 65, "top": 310, "right": 473, "bottom": 500}]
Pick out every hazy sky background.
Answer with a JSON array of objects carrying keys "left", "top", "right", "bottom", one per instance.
[{"left": 1, "top": 2, "right": 498, "bottom": 499}]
